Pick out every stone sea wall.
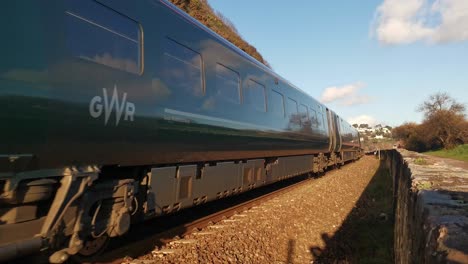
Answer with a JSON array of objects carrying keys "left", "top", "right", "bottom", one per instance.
[{"left": 384, "top": 149, "right": 468, "bottom": 263}]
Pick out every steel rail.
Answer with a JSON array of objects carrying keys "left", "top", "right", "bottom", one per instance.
[{"left": 93, "top": 175, "right": 314, "bottom": 264}]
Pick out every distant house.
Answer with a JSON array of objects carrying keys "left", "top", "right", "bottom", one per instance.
[
  {"left": 355, "top": 123, "right": 392, "bottom": 142},
  {"left": 357, "top": 127, "right": 374, "bottom": 133},
  {"left": 381, "top": 127, "right": 391, "bottom": 134}
]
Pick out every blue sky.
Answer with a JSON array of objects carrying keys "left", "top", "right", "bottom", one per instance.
[{"left": 208, "top": 0, "right": 468, "bottom": 127}]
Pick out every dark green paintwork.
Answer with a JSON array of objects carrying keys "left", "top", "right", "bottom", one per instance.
[{"left": 0, "top": 0, "right": 359, "bottom": 173}]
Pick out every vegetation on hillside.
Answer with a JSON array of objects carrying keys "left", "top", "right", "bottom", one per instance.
[
  {"left": 392, "top": 92, "right": 467, "bottom": 152},
  {"left": 425, "top": 144, "right": 468, "bottom": 162},
  {"left": 169, "top": 0, "right": 270, "bottom": 67}
]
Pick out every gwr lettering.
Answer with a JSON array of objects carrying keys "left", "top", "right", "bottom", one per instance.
[{"left": 89, "top": 85, "right": 135, "bottom": 126}]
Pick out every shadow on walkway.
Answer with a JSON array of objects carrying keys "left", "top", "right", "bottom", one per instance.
[{"left": 309, "top": 159, "right": 394, "bottom": 264}]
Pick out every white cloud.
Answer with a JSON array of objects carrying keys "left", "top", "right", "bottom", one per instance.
[
  {"left": 320, "top": 82, "right": 371, "bottom": 106},
  {"left": 348, "top": 115, "right": 379, "bottom": 126},
  {"left": 432, "top": 0, "right": 468, "bottom": 42},
  {"left": 373, "top": 0, "right": 468, "bottom": 44},
  {"left": 341, "top": 95, "right": 373, "bottom": 106}
]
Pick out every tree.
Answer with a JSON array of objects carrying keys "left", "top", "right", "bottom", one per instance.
[
  {"left": 417, "top": 92, "right": 466, "bottom": 149},
  {"left": 423, "top": 110, "right": 466, "bottom": 149},
  {"left": 392, "top": 122, "right": 430, "bottom": 151},
  {"left": 392, "top": 122, "right": 418, "bottom": 140},
  {"left": 418, "top": 92, "right": 465, "bottom": 118},
  {"left": 352, "top": 124, "right": 358, "bottom": 128},
  {"left": 393, "top": 93, "right": 466, "bottom": 151}
]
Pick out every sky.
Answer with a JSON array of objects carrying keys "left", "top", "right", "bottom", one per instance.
[{"left": 208, "top": 0, "right": 468, "bottom": 127}]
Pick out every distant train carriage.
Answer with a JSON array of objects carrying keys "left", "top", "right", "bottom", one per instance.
[{"left": 0, "top": 0, "right": 361, "bottom": 262}]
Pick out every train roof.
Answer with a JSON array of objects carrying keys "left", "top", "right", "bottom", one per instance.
[
  {"left": 159, "top": 0, "right": 313, "bottom": 99},
  {"left": 159, "top": 0, "right": 358, "bottom": 133}
]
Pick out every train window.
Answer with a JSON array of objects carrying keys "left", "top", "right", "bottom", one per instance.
[
  {"left": 270, "top": 90, "right": 285, "bottom": 118},
  {"left": 309, "top": 108, "right": 319, "bottom": 128},
  {"left": 65, "top": 0, "right": 143, "bottom": 74},
  {"left": 317, "top": 112, "right": 323, "bottom": 130},
  {"left": 215, "top": 63, "right": 240, "bottom": 104},
  {"left": 286, "top": 98, "right": 298, "bottom": 117},
  {"left": 244, "top": 80, "right": 266, "bottom": 112},
  {"left": 161, "top": 38, "right": 204, "bottom": 98},
  {"left": 285, "top": 98, "right": 300, "bottom": 130},
  {"left": 322, "top": 113, "right": 328, "bottom": 131},
  {"left": 299, "top": 104, "right": 309, "bottom": 127}
]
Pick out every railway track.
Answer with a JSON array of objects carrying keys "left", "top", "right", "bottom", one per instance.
[{"left": 91, "top": 173, "right": 317, "bottom": 264}]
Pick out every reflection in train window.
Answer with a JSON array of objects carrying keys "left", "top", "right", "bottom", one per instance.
[
  {"left": 317, "top": 112, "right": 323, "bottom": 130},
  {"left": 286, "top": 98, "right": 298, "bottom": 118},
  {"left": 65, "top": 0, "right": 143, "bottom": 74},
  {"left": 286, "top": 98, "right": 300, "bottom": 130},
  {"left": 299, "top": 104, "right": 309, "bottom": 127},
  {"left": 270, "top": 90, "right": 285, "bottom": 118},
  {"left": 161, "top": 38, "right": 203, "bottom": 98},
  {"left": 244, "top": 80, "right": 266, "bottom": 112},
  {"left": 215, "top": 64, "right": 240, "bottom": 104},
  {"left": 310, "top": 108, "right": 318, "bottom": 128}
]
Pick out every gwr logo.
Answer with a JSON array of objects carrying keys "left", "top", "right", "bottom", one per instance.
[{"left": 89, "top": 85, "right": 135, "bottom": 126}]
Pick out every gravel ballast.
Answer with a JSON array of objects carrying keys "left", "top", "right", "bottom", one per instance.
[{"left": 126, "top": 156, "right": 382, "bottom": 264}]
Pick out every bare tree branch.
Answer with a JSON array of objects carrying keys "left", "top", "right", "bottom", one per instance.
[{"left": 417, "top": 92, "right": 466, "bottom": 118}]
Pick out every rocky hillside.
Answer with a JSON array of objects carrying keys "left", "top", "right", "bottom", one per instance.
[{"left": 169, "top": 0, "right": 270, "bottom": 67}]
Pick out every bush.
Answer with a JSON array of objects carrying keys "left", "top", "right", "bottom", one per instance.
[
  {"left": 406, "top": 134, "right": 427, "bottom": 152},
  {"left": 169, "top": 0, "right": 270, "bottom": 68},
  {"left": 393, "top": 92, "right": 467, "bottom": 152}
]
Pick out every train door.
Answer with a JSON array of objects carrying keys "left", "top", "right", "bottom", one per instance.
[
  {"left": 334, "top": 115, "right": 342, "bottom": 152},
  {"left": 326, "top": 108, "right": 335, "bottom": 152}
]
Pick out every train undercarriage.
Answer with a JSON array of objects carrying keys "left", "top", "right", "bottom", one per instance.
[{"left": 0, "top": 150, "right": 360, "bottom": 263}]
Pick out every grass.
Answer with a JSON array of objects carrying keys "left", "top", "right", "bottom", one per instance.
[
  {"left": 416, "top": 181, "right": 432, "bottom": 190},
  {"left": 414, "top": 157, "right": 428, "bottom": 165},
  {"left": 424, "top": 144, "right": 468, "bottom": 162}
]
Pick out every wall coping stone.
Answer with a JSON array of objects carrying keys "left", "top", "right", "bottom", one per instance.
[{"left": 393, "top": 149, "right": 468, "bottom": 263}]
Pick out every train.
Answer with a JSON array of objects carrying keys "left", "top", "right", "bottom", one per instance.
[{"left": 0, "top": 0, "right": 362, "bottom": 262}]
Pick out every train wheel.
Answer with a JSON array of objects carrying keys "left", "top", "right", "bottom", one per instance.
[{"left": 72, "top": 235, "right": 109, "bottom": 262}]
